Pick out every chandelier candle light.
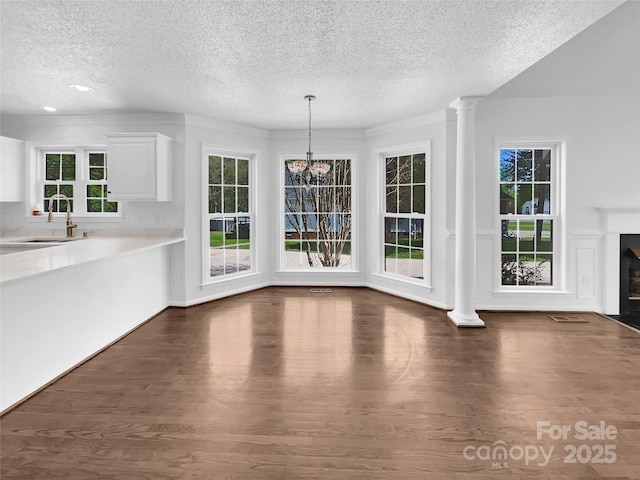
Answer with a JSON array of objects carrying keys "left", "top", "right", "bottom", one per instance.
[{"left": 287, "top": 95, "right": 331, "bottom": 180}]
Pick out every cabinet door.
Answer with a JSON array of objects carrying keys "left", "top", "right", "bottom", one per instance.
[
  {"left": 0, "top": 136, "right": 25, "bottom": 202},
  {"left": 107, "top": 136, "right": 156, "bottom": 200}
]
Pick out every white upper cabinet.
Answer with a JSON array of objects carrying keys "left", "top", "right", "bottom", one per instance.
[
  {"left": 0, "top": 136, "right": 25, "bottom": 202},
  {"left": 105, "top": 133, "right": 173, "bottom": 201}
]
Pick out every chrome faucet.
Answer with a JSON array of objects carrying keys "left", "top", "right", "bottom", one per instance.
[{"left": 47, "top": 193, "right": 78, "bottom": 237}]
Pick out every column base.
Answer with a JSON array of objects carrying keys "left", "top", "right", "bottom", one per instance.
[{"left": 446, "top": 310, "right": 486, "bottom": 328}]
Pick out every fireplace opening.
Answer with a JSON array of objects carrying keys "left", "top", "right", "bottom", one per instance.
[{"left": 619, "top": 234, "right": 640, "bottom": 320}]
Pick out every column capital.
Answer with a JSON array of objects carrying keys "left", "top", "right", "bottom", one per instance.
[{"left": 449, "top": 96, "right": 484, "bottom": 111}]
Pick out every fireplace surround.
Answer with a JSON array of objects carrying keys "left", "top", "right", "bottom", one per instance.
[{"left": 599, "top": 208, "right": 640, "bottom": 315}]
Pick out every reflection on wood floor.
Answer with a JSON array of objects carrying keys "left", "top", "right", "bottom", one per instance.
[{"left": 1, "top": 287, "right": 639, "bottom": 479}]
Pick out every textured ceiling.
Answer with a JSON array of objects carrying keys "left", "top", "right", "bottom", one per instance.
[{"left": 0, "top": 0, "right": 627, "bottom": 129}]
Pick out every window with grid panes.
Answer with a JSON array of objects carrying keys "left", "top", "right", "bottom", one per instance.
[
  {"left": 499, "top": 148, "right": 555, "bottom": 286},
  {"left": 383, "top": 153, "right": 426, "bottom": 280},
  {"left": 42, "top": 150, "right": 118, "bottom": 215},
  {"left": 207, "top": 155, "right": 252, "bottom": 278},
  {"left": 283, "top": 158, "right": 352, "bottom": 269}
]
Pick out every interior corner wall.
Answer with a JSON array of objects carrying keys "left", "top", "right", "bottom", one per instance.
[
  {"left": 474, "top": 95, "right": 640, "bottom": 312},
  {"left": 364, "top": 119, "right": 451, "bottom": 309},
  {"left": 180, "top": 119, "right": 270, "bottom": 307}
]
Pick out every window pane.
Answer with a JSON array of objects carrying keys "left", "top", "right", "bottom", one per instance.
[
  {"left": 223, "top": 186, "right": 236, "bottom": 213},
  {"left": 210, "top": 247, "right": 225, "bottom": 276},
  {"left": 411, "top": 219, "right": 424, "bottom": 248},
  {"left": 87, "top": 185, "right": 102, "bottom": 197},
  {"left": 397, "top": 218, "right": 410, "bottom": 246},
  {"left": 89, "top": 153, "right": 104, "bottom": 167},
  {"left": 61, "top": 154, "right": 75, "bottom": 181},
  {"left": 534, "top": 149, "right": 551, "bottom": 181},
  {"left": 44, "top": 184, "right": 57, "bottom": 197},
  {"left": 537, "top": 220, "right": 553, "bottom": 252},
  {"left": 209, "top": 156, "right": 222, "bottom": 184},
  {"left": 237, "top": 159, "right": 249, "bottom": 185},
  {"left": 385, "top": 245, "right": 397, "bottom": 274},
  {"left": 87, "top": 199, "right": 102, "bottom": 212},
  {"left": 385, "top": 217, "right": 397, "bottom": 244},
  {"left": 518, "top": 221, "right": 535, "bottom": 252},
  {"left": 338, "top": 187, "right": 351, "bottom": 212},
  {"left": 500, "top": 149, "right": 516, "bottom": 182},
  {"left": 46, "top": 154, "right": 60, "bottom": 180},
  {"left": 398, "top": 186, "right": 411, "bottom": 213},
  {"left": 410, "top": 250, "right": 424, "bottom": 279},
  {"left": 60, "top": 184, "right": 73, "bottom": 198},
  {"left": 209, "top": 186, "right": 222, "bottom": 214},
  {"left": 225, "top": 217, "right": 238, "bottom": 246},
  {"left": 386, "top": 157, "right": 397, "bottom": 185},
  {"left": 398, "top": 156, "right": 411, "bottom": 184},
  {"left": 318, "top": 186, "right": 335, "bottom": 213},
  {"left": 285, "top": 187, "right": 301, "bottom": 212},
  {"left": 516, "top": 184, "right": 533, "bottom": 214},
  {"left": 321, "top": 160, "right": 335, "bottom": 184},
  {"left": 502, "top": 220, "right": 517, "bottom": 251},
  {"left": 533, "top": 184, "right": 551, "bottom": 214},
  {"left": 223, "top": 157, "right": 235, "bottom": 184},
  {"left": 237, "top": 187, "right": 249, "bottom": 212},
  {"left": 537, "top": 254, "right": 553, "bottom": 285},
  {"left": 89, "top": 167, "right": 105, "bottom": 180},
  {"left": 104, "top": 201, "right": 118, "bottom": 213},
  {"left": 413, "top": 153, "right": 426, "bottom": 183},
  {"left": 501, "top": 254, "right": 518, "bottom": 285},
  {"left": 341, "top": 242, "right": 352, "bottom": 268},
  {"left": 516, "top": 149, "right": 532, "bottom": 182},
  {"left": 412, "top": 185, "right": 425, "bottom": 214},
  {"left": 386, "top": 187, "right": 397, "bottom": 213},
  {"left": 500, "top": 184, "right": 515, "bottom": 214}
]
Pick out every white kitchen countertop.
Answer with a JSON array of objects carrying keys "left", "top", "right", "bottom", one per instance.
[{"left": 0, "top": 229, "right": 185, "bottom": 285}]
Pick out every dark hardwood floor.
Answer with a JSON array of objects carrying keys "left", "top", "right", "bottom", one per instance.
[{"left": 1, "top": 287, "right": 639, "bottom": 479}]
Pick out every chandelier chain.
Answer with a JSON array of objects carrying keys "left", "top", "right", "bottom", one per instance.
[{"left": 308, "top": 96, "right": 312, "bottom": 156}]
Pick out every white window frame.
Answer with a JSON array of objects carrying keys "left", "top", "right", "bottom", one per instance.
[
  {"left": 201, "top": 145, "right": 257, "bottom": 286},
  {"left": 278, "top": 153, "right": 357, "bottom": 272},
  {"left": 30, "top": 145, "right": 121, "bottom": 220},
  {"left": 377, "top": 142, "right": 432, "bottom": 287},
  {"left": 494, "top": 138, "right": 566, "bottom": 292}
]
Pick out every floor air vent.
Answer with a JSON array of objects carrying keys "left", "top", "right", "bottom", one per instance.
[
  {"left": 309, "top": 288, "right": 333, "bottom": 293},
  {"left": 549, "top": 315, "right": 589, "bottom": 323}
]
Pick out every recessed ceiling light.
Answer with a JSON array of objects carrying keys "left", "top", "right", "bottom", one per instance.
[
  {"left": 69, "top": 84, "right": 95, "bottom": 92},
  {"left": 43, "top": 106, "right": 57, "bottom": 112}
]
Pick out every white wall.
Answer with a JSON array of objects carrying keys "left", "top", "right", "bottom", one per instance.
[{"left": 474, "top": 95, "right": 640, "bottom": 311}]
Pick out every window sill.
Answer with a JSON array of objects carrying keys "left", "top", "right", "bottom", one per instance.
[
  {"left": 493, "top": 288, "right": 571, "bottom": 295},
  {"left": 371, "top": 272, "right": 433, "bottom": 291},
  {"left": 201, "top": 270, "right": 260, "bottom": 288},
  {"left": 275, "top": 268, "right": 361, "bottom": 274}
]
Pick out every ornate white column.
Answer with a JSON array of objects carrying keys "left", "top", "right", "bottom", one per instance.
[{"left": 447, "top": 97, "right": 485, "bottom": 327}]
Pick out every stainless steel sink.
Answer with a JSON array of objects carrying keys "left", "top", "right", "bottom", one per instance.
[{"left": 14, "top": 237, "right": 83, "bottom": 243}]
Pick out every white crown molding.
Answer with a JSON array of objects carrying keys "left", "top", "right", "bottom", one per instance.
[
  {"left": 185, "top": 113, "right": 269, "bottom": 138},
  {"left": 0, "top": 112, "right": 185, "bottom": 127},
  {"left": 269, "top": 128, "right": 366, "bottom": 139},
  {"left": 365, "top": 110, "right": 446, "bottom": 137}
]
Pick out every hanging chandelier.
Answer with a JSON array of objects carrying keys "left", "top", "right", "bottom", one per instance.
[{"left": 287, "top": 95, "right": 331, "bottom": 178}]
